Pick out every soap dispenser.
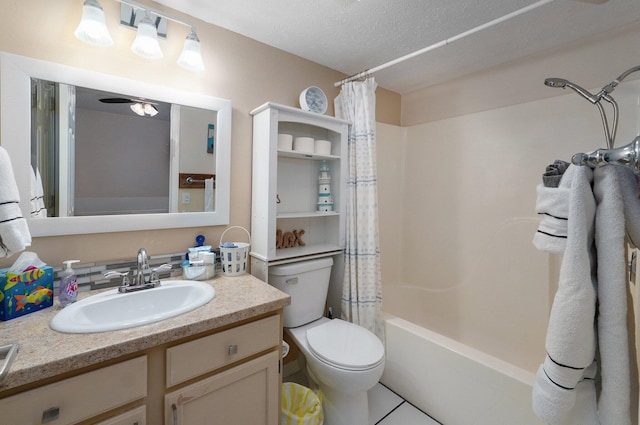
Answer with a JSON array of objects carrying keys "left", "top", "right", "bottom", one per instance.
[{"left": 59, "top": 260, "right": 80, "bottom": 307}]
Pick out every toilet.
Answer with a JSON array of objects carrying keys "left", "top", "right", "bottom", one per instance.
[{"left": 269, "top": 258, "right": 385, "bottom": 425}]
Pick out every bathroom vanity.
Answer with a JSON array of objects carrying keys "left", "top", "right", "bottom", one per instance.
[{"left": 0, "top": 274, "right": 289, "bottom": 425}]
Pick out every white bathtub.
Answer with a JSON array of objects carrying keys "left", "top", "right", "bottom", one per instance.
[
  {"left": 379, "top": 219, "right": 550, "bottom": 424},
  {"left": 381, "top": 315, "right": 544, "bottom": 425}
]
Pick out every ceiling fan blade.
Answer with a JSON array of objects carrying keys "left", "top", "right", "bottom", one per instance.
[
  {"left": 571, "top": 0, "right": 610, "bottom": 3},
  {"left": 99, "top": 97, "right": 134, "bottom": 104}
]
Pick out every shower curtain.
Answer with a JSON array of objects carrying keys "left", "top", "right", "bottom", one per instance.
[{"left": 334, "top": 78, "right": 384, "bottom": 341}]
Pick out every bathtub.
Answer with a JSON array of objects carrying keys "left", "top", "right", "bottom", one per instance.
[
  {"left": 381, "top": 315, "right": 544, "bottom": 424},
  {"left": 379, "top": 219, "right": 550, "bottom": 424}
]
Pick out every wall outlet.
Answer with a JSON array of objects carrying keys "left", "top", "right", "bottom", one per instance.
[{"left": 182, "top": 192, "right": 191, "bottom": 204}]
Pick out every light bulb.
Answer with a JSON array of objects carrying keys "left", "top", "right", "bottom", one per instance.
[{"left": 130, "top": 103, "right": 145, "bottom": 116}]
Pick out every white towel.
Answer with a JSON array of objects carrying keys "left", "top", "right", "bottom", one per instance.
[
  {"left": 30, "top": 166, "right": 47, "bottom": 218},
  {"left": 532, "top": 165, "right": 599, "bottom": 423},
  {"left": 204, "top": 178, "right": 214, "bottom": 212},
  {"left": 593, "top": 166, "right": 631, "bottom": 425},
  {"left": 533, "top": 165, "right": 576, "bottom": 254},
  {"left": 0, "top": 147, "right": 31, "bottom": 257}
]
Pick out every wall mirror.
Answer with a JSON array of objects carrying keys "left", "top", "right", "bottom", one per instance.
[{"left": 1, "top": 52, "right": 231, "bottom": 236}]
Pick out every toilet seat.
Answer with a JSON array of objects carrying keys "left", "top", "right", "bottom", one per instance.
[{"left": 306, "top": 319, "right": 384, "bottom": 371}]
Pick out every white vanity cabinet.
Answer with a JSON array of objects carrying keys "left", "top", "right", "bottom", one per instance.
[{"left": 250, "top": 102, "right": 349, "bottom": 278}]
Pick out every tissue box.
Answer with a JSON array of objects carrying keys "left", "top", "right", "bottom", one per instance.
[{"left": 0, "top": 266, "right": 54, "bottom": 321}]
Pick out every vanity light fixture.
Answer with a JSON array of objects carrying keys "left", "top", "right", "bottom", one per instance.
[
  {"left": 74, "top": 0, "right": 114, "bottom": 46},
  {"left": 74, "top": 0, "right": 205, "bottom": 71},
  {"left": 130, "top": 10, "right": 163, "bottom": 60}
]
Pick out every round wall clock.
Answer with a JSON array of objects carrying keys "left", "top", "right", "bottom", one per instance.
[{"left": 299, "top": 86, "right": 328, "bottom": 114}]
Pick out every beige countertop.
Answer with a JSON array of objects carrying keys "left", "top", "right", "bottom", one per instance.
[{"left": 0, "top": 273, "right": 290, "bottom": 393}]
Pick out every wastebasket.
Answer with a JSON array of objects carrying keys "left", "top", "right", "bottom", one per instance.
[{"left": 281, "top": 382, "right": 324, "bottom": 425}]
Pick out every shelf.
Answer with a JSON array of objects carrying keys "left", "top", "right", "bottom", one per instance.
[
  {"left": 277, "top": 149, "right": 340, "bottom": 160},
  {"left": 277, "top": 211, "right": 339, "bottom": 219},
  {"left": 251, "top": 244, "right": 344, "bottom": 262}
]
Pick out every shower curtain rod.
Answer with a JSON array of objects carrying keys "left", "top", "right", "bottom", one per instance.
[{"left": 334, "top": 0, "right": 554, "bottom": 87}]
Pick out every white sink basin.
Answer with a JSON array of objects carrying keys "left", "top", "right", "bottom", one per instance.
[{"left": 50, "top": 280, "right": 215, "bottom": 333}]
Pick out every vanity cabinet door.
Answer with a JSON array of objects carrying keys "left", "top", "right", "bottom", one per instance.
[{"left": 165, "top": 350, "right": 280, "bottom": 425}]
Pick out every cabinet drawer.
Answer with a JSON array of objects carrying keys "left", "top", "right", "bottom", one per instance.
[
  {"left": 94, "top": 405, "right": 146, "bottom": 425},
  {"left": 0, "top": 356, "right": 147, "bottom": 425},
  {"left": 166, "top": 315, "right": 280, "bottom": 387}
]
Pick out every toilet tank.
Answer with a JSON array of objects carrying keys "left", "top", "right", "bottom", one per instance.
[{"left": 268, "top": 257, "right": 334, "bottom": 327}]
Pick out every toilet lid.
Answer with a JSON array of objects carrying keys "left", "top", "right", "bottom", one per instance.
[{"left": 306, "top": 319, "right": 384, "bottom": 370}]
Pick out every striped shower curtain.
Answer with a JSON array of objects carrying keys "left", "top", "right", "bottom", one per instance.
[{"left": 334, "top": 78, "right": 384, "bottom": 341}]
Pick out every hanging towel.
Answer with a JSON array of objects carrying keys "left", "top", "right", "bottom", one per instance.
[
  {"left": 532, "top": 165, "right": 600, "bottom": 424},
  {"left": 30, "top": 166, "right": 46, "bottom": 218},
  {"left": 593, "top": 166, "right": 632, "bottom": 425},
  {"left": 0, "top": 147, "right": 31, "bottom": 257},
  {"left": 204, "top": 178, "right": 214, "bottom": 212},
  {"left": 533, "top": 165, "right": 577, "bottom": 255}
]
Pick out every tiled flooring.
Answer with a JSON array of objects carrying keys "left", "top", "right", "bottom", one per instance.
[{"left": 368, "top": 383, "right": 441, "bottom": 425}]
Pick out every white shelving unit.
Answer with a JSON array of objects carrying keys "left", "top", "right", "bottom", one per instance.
[{"left": 250, "top": 102, "right": 349, "bottom": 281}]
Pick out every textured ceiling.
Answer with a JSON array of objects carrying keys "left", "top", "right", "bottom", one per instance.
[{"left": 153, "top": 0, "right": 640, "bottom": 94}]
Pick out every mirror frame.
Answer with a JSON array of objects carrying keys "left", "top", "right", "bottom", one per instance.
[{"left": 1, "top": 52, "right": 231, "bottom": 236}]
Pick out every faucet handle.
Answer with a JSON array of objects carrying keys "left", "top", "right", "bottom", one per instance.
[
  {"left": 104, "top": 271, "right": 130, "bottom": 288},
  {"left": 152, "top": 264, "right": 172, "bottom": 273},
  {"left": 150, "top": 263, "right": 172, "bottom": 285}
]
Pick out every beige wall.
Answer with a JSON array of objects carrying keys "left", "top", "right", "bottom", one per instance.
[{"left": 0, "top": 0, "right": 399, "bottom": 268}]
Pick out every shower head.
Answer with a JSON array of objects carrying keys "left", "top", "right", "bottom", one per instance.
[{"left": 544, "top": 78, "right": 599, "bottom": 104}]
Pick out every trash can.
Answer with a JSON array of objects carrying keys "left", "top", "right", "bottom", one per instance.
[{"left": 281, "top": 382, "right": 323, "bottom": 425}]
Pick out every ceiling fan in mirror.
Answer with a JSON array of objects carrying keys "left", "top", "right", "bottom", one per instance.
[{"left": 98, "top": 96, "right": 159, "bottom": 116}]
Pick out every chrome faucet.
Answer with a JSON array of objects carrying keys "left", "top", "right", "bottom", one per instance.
[
  {"left": 136, "top": 248, "right": 150, "bottom": 286},
  {"left": 104, "top": 248, "right": 172, "bottom": 293}
]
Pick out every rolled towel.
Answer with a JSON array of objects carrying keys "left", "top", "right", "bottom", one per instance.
[
  {"left": 533, "top": 165, "right": 576, "bottom": 254},
  {"left": 0, "top": 147, "right": 31, "bottom": 257},
  {"left": 543, "top": 160, "right": 571, "bottom": 188}
]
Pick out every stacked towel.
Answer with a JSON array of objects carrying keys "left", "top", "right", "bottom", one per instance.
[
  {"left": 0, "top": 147, "right": 31, "bottom": 257},
  {"left": 532, "top": 165, "right": 599, "bottom": 424}
]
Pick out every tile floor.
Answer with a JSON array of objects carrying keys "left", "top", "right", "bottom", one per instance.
[
  {"left": 368, "top": 382, "right": 441, "bottom": 425},
  {"left": 284, "top": 366, "right": 441, "bottom": 424}
]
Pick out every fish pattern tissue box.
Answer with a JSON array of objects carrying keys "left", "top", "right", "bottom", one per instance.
[{"left": 0, "top": 266, "right": 54, "bottom": 321}]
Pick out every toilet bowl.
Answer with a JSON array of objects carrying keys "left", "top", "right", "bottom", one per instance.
[
  {"left": 269, "top": 258, "right": 385, "bottom": 425},
  {"left": 287, "top": 317, "right": 385, "bottom": 425}
]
